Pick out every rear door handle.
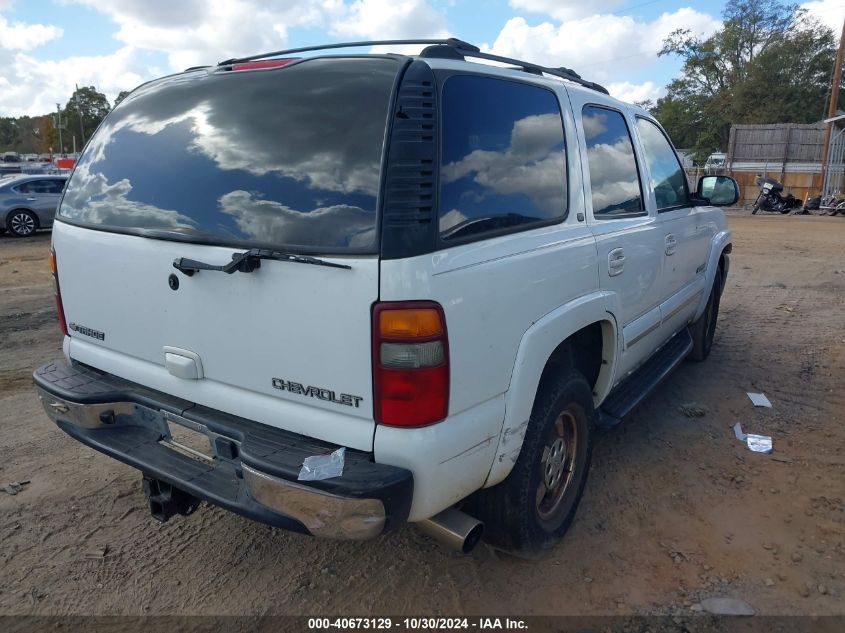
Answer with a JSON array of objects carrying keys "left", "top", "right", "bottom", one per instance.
[
  {"left": 608, "top": 248, "right": 625, "bottom": 277},
  {"left": 664, "top": 234, "right": 677, "bottom": 256},
  {"left": 26, "top": 197, "right": 36, "bottom": 201}
]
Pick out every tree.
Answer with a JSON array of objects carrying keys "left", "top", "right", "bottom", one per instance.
[
  {"left": 35, "top": 115, "right": 57, "bottom": 153},
  {"left": 653, "top": 0, "right": 838, "bottom": 161},
  {"left": 113, "top": 90, "right": 131, "bottom": 107},
  {"left": 63, "top": 85, "right": 111, "bottom": 148}
]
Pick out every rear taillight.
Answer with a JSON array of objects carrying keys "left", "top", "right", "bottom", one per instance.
[
  {"left": 230, "top": 58, "right": 298, "bottom": 71},
  {"left": 372, "top": 301, "right": 449, "bottom": 427},
  {"left": 49, "top": 249, "right": 68, "bottom": 336}
]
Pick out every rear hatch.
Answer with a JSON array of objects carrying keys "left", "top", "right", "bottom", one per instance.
[{"left": 53, "top": 57, "right": 401, "bottom": 451}]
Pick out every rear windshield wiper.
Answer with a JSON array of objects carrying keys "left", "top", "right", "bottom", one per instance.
[{"left": 173, "top": 248, "right": 352, "bottom": 276}]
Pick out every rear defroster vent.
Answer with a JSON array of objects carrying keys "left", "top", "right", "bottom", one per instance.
[{"left": 381, "top": 61, "right": 439, "bottom": 259}]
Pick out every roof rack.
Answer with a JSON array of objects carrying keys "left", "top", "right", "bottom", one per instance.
[
  {"left": 218, "top": 38, "right": 608, "bottom": 95},
  {"left": 218, "top": 38, "right": 479, "bottom": 65}
]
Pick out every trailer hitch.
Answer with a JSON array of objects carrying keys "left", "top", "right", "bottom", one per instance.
[{"left": 142, "top": 476, "right": 201, "bottom": 522}]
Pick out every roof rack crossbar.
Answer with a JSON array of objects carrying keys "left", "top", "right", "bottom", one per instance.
[
  {"left": 219, "top": 38, "right": 480, "bottom": 66},
  {"left": 217, "top": 37, "right": 608, "bottom": 95},
  {"left": 446, "top": 46, "right": 609, "bottom": 95}
]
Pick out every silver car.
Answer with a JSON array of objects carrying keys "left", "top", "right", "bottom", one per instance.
[{"left": 0, "top": 174, "right": 67, "bottom": 237}]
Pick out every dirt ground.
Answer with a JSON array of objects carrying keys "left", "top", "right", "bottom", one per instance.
[{"left": 1, "top": 214, "right": 843, "bottom": 617}]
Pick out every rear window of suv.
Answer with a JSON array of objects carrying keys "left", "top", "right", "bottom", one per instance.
[{"left": 58, "top": 57, "right": 399, "bottom": 253}]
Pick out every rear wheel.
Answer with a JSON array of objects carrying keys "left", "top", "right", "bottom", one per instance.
[
  {"left": 468, "top": 369, "right": 595, "bottom": 552},
  {"left": 7, "top": 209, "right": 38, "bottom": 237},
  {"left": 688, "top": 273, "right": 721, "bottom": 361}
]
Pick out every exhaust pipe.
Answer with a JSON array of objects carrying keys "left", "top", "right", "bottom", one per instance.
[{"left": 417, "top": 507, "right": 483, "bottom": 553}]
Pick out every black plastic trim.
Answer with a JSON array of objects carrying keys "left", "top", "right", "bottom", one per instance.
[{"left": 379, "top": 60, "right": 440, "bottom": 260}]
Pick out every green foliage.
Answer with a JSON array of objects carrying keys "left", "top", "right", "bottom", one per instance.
[
  {"left": 62, "top": 86, "right": 111, "bottom": 148},
  {"left": 0, "top": 85, "right": 116, "bottom": 153},
  {"left": 653, "top": 0, "right": 838, "bottom": 162},
  {"left": 0, "top": 114, "right": 57, "bottom": 153},
  {"left": 114, "top": 90, "right": 131, "bottom": 107}
]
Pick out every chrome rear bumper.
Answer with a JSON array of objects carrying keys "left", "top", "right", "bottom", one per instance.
[{"left": 34, "top": 360, "right": 412, "bottom": 539}]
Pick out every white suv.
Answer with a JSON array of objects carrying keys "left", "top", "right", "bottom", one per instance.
[{"left": 34, "top": 39, "right": 738, "bottom": 553}]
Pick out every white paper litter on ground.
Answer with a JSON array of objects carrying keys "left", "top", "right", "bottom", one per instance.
[
  {"left": 747, "top": 392, "right": 772, "bottom": 408},
  {"left": 733, "top": 423, "right": 773, "bottom": 454}
]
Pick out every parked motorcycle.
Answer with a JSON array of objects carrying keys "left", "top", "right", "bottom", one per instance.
[{"left": 751, "top": 177, "right": 802, "bottom": 214}]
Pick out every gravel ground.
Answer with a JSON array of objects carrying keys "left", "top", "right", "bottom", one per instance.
[{"left": 0, "top": 214, "right": 843, "bottom": 617}]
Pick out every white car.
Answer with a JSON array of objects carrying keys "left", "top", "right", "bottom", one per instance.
[{"left": 34, "top": 39, "right": 738, "bottom": 553}]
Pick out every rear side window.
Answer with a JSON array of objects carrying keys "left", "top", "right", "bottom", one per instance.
[
  {"left": 16, "top": 179, "right": 63, "bottom": 194},
  {"left": 582, "top": 105, "right": 644, "bottom": 218},
  {"left": 439, "top": 75, "right": 567, "bottom": 242},
  {"left": 636, "top": 117, "right": 689, "bottom": 211},
  {"left": 58, "top": 58, "right": 399, "bottom": 253}
]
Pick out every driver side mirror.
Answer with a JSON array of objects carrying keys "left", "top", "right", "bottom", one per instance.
[{"left": 696, "top": 175, "right": 739, "bottom": 207}]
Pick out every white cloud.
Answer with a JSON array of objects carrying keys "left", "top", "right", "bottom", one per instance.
[
  {"left": 0, "top": 0, "right": 449, "bottom": 116},
  {"left": 0, "top": 15, "right": 62, "bottom": 50},
  {"left": 802, "top": 0, "right": 845, "bottom": 32},
  {"left": 509, "top": 0, "right": 623, "bottom": 22},
  {"left": 68, "top": 0, "right": 349, "bottom": 69},
  {"left": 488, "top": 9, "right": 721, "bottom": 85},
  {"left": 0, "top": 47, "right": 146, "bottom": 118},
  {"left": 69, "top": 0, "right": 448, "bottom": 69},
  {"left": 607, "top": 80, "right": 663, "bottom": 104},
  {"left": 331, "top": 0, "right": 449, "bottom": 40}
]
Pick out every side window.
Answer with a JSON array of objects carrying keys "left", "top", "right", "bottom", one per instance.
[
  {"left": 582, "top": 105, "right": 644, "bottom": 218},
  {"left": 17, "top": 180, "right": 58, "bottom": 194},
  {"left": 636, "top": 118, "right": 689, "bottom": 211},
  {"left": 439, "top": 75, "right": 568, "bottom": 242}
]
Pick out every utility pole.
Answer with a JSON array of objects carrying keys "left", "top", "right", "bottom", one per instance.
[
  {"left": 74, "top": 83, "right": 86, "bottom": 147},
  {"left": 821, "top": 16, "right": 845, "bottom": 194},
  {"left": 55, "top": 103, "right": 63, "bottom": 157}
]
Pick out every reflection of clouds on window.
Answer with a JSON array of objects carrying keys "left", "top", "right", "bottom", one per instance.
[
  {"left": 58, "top": 58, "right": 396, "bottom": 251},
  {"left": 635, "top": 118, "right": 688, "bottom": 210},
  {"left": 582, "top": 106, "right": 643, "bottom": 217},
  {"left": 439, "top": 208, "right": 468, "bottom": 232},
  {"left": 218, "top": 190, "right": 376, "bottom": 248},
  {"left": 440, "top": 106, "right": 566, "bottom": 231},
  {"left": 585, "top": 138, "right": 642, "bottom": 213},
  {"left": 60, "top": 168, "right": 196, "bottom": 229},
  {"left": 184, "top": 103, "right": 381, "bottom": 197},
  {"left": 582, "top": 111, "right": 608, "bottom": 141}
]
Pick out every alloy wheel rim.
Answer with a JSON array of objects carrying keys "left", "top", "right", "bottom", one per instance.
[
  {"left": 536, "top": 409, "right": 578, "bottom": 521},
  {"left": 11, "top": 213, "right": 34, "bottom": 235}
]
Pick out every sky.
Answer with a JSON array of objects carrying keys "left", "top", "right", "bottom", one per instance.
[{"left": 0, "top": 0, "right": 843, "bottom": 117}]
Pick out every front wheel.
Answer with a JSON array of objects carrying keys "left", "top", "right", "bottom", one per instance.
[
  {"left": 467, "top": 369, "right": 595, "bottom": 552},
  {"left": 688, "top": 274, "right": 721, "bottom": 361},
  {"left": 7, "top": 209, "right": 38, "bottom": 237}
]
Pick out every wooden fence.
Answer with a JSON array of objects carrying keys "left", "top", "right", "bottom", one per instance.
[{"left": 721, "top": 123, "right": 827, "bottom": 205}]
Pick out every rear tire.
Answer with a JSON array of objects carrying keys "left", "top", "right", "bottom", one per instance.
[
  {"left": 467, "top": 369, "right": 595, "bottom": 552},
  {"left": 688, "top": 273, "right": 721, "bottom": 362},
  {"left": 7, "top": 209, "right": 38, "bottom": 237}
]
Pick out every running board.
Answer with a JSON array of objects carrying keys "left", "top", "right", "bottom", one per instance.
[{"left": 598, "top": 329, "right": 693, "bottom": 428}]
